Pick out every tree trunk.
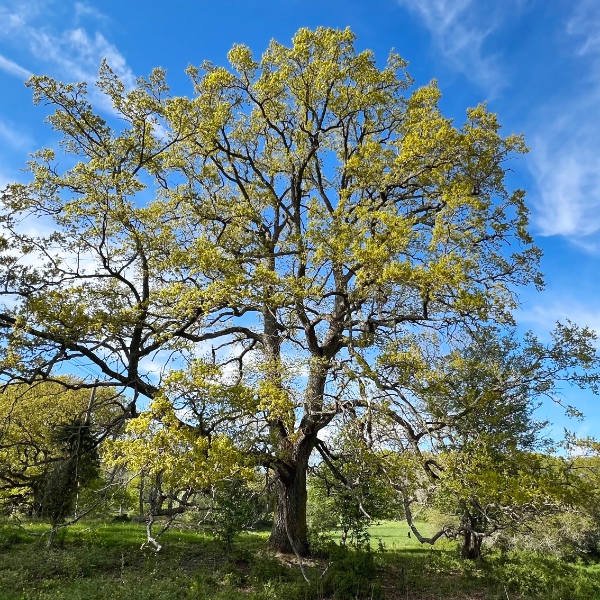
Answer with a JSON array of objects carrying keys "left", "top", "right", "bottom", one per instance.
[
  {"left": 461, "top": 529, "right": 483, "bottom": 559},
  {"left": 138, "top": 472, "right": 145, "bottom": 517},
  {"left": 269, "top": 436, "right": 315, "bottom": 556},
  {"left": 264, "top": 306, "right": 334, "bottom": 556},
  {"left": 460, "top": 504, "right": 484, "bottom": 559}
]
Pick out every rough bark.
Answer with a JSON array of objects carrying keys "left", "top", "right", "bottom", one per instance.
[
  {"left": 263, "top": 258, "right": 338, "bottom": 556},
  {"left": 269, "top": 435, "right": 317, "bottom": 556}
]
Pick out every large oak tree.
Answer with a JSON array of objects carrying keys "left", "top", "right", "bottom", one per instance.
[{"left": 0, "top": 28, "right": 543, "bottom": 554}]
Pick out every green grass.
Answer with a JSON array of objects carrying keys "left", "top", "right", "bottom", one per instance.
[
  {"left": 1, "top": 519, "right": 600, "bottom": 599},
  {"left": 0, "top": 521, "right": 262, "bottom": 600},
  {"left": 367, "top": 520, "right": 440, "bottom": 549}
]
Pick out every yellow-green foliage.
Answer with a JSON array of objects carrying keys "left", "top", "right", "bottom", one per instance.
[
  {"left": 0, "top": 27, "right": 541, "bottom": 426},
  {"left": 0, "top": 380, "right": 112, "bottom": 505},
  {"left": 103, "top": 395, "right": 252, "bottom": 492}
]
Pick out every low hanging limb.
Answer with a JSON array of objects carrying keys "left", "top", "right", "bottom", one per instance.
[
  {"left": 401, "top": 491, "right": 450, "bottom": 545},
  {"left": 140, "top": 485, "right": 195, "bottom": 552},
  {"left": 313, "top": 440, "right": 372, "bottom": 521}
]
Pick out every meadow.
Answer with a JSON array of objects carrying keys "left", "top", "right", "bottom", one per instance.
[{"left": 1, "top": 519, "right": 600, "bottom": 599}]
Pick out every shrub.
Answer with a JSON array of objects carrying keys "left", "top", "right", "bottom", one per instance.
[{"left": 323, "top": 546, "right": 381, "bottom": 599}]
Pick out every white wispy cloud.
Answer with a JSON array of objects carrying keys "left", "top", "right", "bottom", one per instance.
[
  {"left": 0, "top": 119, "right": 33, "bottom": 150},
  {"left": 568, "top": 0, "right": 600, "bottom": 56},
  {"left": 519, "top": 299, "right": 600, "bottom": 344},
  {"left": 396, "top": 0, "right": 600, "bottom": 242},
  {"left": 530, "top": 126, "right": 600, "bottom": 238},
  {"left": 0, "top": 4, "right": 29, "bottom": 35},
  {"left": 0, "top": 54, "right": 32, "bottom": 79},
  {"left": 74, "top": 2, "right": 108, "bottom": 23},
  {"left": 28, "top": 27, "right": 135, "bottom": 89},
  {"left": 396, "top": 0, "right": 518, "bottom": 95},
  {"left": 0, "top": 1, "right": 135, "bottom": 95},
  {"left": 528, "top": 0, "right": 600, "bottom": 241}
]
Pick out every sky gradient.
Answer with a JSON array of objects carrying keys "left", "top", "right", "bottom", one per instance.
[{"left": 0, "top": 0, "right": 599, "bottom": 437}]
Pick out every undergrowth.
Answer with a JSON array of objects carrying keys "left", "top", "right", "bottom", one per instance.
[{"left": 0, "top": 520, "right": 599, "bottom": 599}]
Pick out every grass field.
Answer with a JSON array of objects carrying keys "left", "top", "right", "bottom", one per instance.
[
  {"left": 366, "top": 520, "right": 438, "bottom": 548},
  {"left": 1, "top": 519, "right": 600, "bottom": 599}
]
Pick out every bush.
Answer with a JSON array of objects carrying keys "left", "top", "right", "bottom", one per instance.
[
  {"left": 493, "top": 511, "right": 600, "bottom": 561},
  {"left": 491, "top": 551, "right": 600, "bottom": 599},
  {"left": 211, "top": 478, "right": 261, "bottom": 549},
  {"left": 323, "top": 546, "right": 382, "bottom": 599},
  {"left": 306, "top": 528, "right": 337, "bottom": 558}
]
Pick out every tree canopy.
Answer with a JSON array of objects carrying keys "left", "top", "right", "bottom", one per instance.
[{"left": 0, "top": 27, "right": 594, "bottom": 555}]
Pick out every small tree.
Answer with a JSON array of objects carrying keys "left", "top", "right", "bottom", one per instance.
[
  {"left": 209, "top": 477, "right": 262, "bottom": 549},
  {"left": 103, "top": 393, "right": 253, "bottom": 550},
  {"left": 376, "top": 325, "right": 600, "bottom": 559},
  {"left": 0, "top": 380, "right": 114, "bottom": 517},
  {"left": 34, "top": 420, "right": 100, "bottom": 521},
  {"left": 310, "top": 424, "right": 400, "bottom": 547}
]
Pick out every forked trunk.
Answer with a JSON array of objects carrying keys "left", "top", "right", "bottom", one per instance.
[
  {"left": 461, "top": 529, "right": 483, "bottom": 559},
  {"left": 267, "top": 343, "right": 331, "bottom": 556}
]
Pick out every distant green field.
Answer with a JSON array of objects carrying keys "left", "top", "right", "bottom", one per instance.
[
  {"left": 328, "top": 519, "right": 441, "bottom": 550},
  {"left": 367, "top": 520, "right": 435, "bottom": 549}
]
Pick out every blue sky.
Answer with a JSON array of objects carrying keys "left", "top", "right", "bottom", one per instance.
[{"left": 1, "top": 0, "right": 599, "bottom": 436}]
